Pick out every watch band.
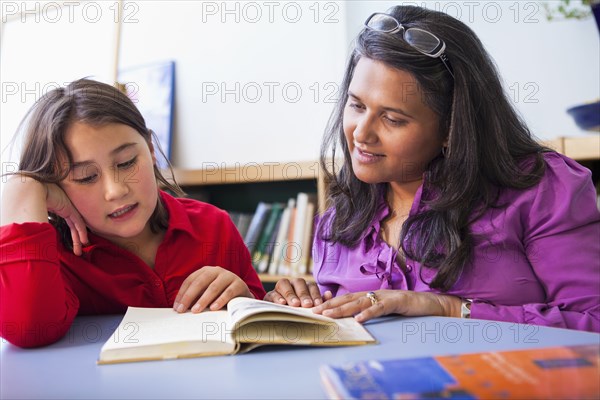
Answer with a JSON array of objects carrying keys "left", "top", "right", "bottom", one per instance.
[{"left": 461, "top": 298, "right": 473, "bottom": 319}]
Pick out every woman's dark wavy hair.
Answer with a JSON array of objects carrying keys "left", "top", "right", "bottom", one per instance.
[
  {"left": 320, "top": 5, "right": 550, "bottom": 291},
  {"left": 13, "top": 78, "right": 184, "bottom": 251}
]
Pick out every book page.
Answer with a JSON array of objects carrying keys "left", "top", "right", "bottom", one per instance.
[
  {"left": 99, "top": 307, "right": 235, "bottom": 364},
  {"left": 227, "top": 298, "right": 376, "bottom": 347},
  {"left": 227, "top": 297, "right": 334, "bottom": 326},
  {"left": 236, "top": 318, "right": 375, "bottom": 346}
]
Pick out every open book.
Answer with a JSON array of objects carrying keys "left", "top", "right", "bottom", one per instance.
[{"left": 98, "top": 298, "right": 376, "bottom": 364}]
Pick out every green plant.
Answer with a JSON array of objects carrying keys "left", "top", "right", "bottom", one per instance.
[{"left": 543, "top": 0, "right": 593, "bottom": 21}]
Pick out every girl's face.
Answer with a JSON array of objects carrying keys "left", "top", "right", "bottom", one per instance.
[
  {"left": 343, "top": 57, "right": 444, "bottom": 186},
  {"left": 60, "top": 122, "right": 159, "bottom": 246}
]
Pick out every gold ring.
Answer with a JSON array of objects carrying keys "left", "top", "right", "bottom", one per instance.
[{"left": 366, "top": 291, "right": 378, "bottom": 306}]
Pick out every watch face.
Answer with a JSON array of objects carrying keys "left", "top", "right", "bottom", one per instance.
[{"left": 461, "top": 299, "right": 472, "bottom": 319}]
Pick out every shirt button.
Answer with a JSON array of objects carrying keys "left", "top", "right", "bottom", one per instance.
[
  {"left": 154, "top": 280, "right": 162, "bottom": 287},
  {"left": 406, "top": 264, "right": 413, "bottom": 271}
]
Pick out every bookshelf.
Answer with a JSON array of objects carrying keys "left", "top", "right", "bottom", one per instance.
[
  {"left": 172, "top": 161, "right": 325, "bottom": 290},
  {"left": 173, "top": 161, "right": 327, "bottom": 212}
]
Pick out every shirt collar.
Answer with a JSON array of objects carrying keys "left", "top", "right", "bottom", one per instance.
[
  {"left": 158, "top": 190, "right": 194, "bottom": 235},
  {"left": 368, "top": 180, "right": 427, "bottom": 237}
]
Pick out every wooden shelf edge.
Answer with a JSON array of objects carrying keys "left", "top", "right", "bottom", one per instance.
[
  {"left": 562, "top": 136, "right": 600, "bottom": 161},
  {"left": 172, "top": 161, "right": 322, "bottom": 186},
  {"left": 258, "top": 273, "right": 314, "bottom": 283},
  {"left": 542, "top": 136, "right": 600, "bottom": 161}
]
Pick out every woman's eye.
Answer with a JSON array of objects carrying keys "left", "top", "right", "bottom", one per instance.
[
  {"left": 384, "top": 116, "right": 407, "bottom": 127},
  {"left": 348, "top": 102, "right": 364, "bottom": 110},
  {"left": 117, "top": 157, "right": 137, "bottom": 169}
]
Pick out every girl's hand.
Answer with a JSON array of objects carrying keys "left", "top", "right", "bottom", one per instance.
[
  {"left": 46, "top": 183, "right": 89, "bottom": 256},
  {"left": 1, "top": 176, "right": 88, "bottom": 256},
  {"left": 312, "top": 290, "right": 462, "bottom": 323},
  {"left": 173, "top": 266, "right": 253, "bottom": 313},
  {"left": 264, "top": 278, "right": 332, "bottom": 307}
]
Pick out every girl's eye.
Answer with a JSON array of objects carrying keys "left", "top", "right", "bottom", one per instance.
[
  {"left": 73, "top": 174, "right": 98, "bottom": 184},
  {"left": 117, "top": 157, "right": 137, "bottom": 169}
]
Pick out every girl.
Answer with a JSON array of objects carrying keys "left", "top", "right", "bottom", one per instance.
[
  {"left": 0, "top": 79, "right": 266, "bottom": 347},
  {"left": 265, "top": 6, "right": 600, "bottom": 332}
]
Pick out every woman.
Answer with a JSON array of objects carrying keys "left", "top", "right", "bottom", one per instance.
[{"left": 265, "top": 6, "right": 600, "bottom": 332}]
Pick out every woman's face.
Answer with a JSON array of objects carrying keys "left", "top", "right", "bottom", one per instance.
[
  {"left": 60, "top": 122, "right": 159, "bottom": 246},
  {"left": 343, "top": 57, "right": 444, "bottom": 186}
]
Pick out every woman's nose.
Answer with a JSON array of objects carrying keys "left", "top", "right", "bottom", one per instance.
[{"left": 353, "top": 114, "right": 378, "bottom": 145}]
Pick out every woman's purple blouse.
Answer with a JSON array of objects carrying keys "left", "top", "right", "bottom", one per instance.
[{"left": 312, "top": 153, "right": 600, "bottom": 332}]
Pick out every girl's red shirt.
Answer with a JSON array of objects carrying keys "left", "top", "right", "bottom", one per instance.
[{"left": 0, "top": 191, "right": 266, "bottom": 347}]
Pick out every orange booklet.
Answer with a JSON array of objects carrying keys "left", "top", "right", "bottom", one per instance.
[{"left": 320, "top": 344, "right": 599, "bottom": 399}]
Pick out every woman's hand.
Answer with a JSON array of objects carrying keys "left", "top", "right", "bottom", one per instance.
[
  {"left": 264, "top": 278, "right": 333, "bottom": 307},
  {"left": 46, "top": 183, "right": 89, "bottom": 256},
  {"left": 312, "top": 290, "right": 462, "bottom": 323},
  {"left": 173, "top": 266, "right": 253, "bottom": 313}
]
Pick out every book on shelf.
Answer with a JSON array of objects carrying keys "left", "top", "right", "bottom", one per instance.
[
  {"left": 268, "top": 198, "right": 294, "bottom": 275},
  {"left": 298, "top": 200, "right": 315, "bottom": 275},
  {"left": 228, "top": 211, "right": 240, "bottom": 227},
  {"left": 257, "top": 206, "right": 284, "bottom": 274},
  {"left": 252, "top": 202, "right": 284, "bottom": 272},
  {"left": 229, "top": 191, "right": 317, "bottom": 278},
  {"left": 290, "top": 193, "right": 309, "bottom": 276},
  {"left": 320, "top": 344, "right": 600, "bottom": 400},
  {"left": 233, "top": 212, "right": 253, "bottom": 238},
  {"left": 243, "top": 202, "right": 271, "bottom": 255},
  {"left": 98, "top": 298, "right": 376, "bottom": 365},
  {"left": 279, "top": 203, "right": 296, "bottom": 276}
]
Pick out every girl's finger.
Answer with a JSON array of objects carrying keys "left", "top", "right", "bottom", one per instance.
[
  {"left": 208, "top": 279, "right": 245, "bottom": 311},
  {"left": 191, "top": 274, "right": 227, "bottom": 313},
  {"left": 63, "top": 218, "right": 82, "bottom": 256}
]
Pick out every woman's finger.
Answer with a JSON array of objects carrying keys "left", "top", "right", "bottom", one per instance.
[
  {"left": 313, "top": 292, "right": 361, "bottom": 313},
  {"left": 321, "top": 297, "right": 368, "bottom": 318},
  {"left": 307, "top": 282, "right": 324, "bottom": 305},
  {"left": 274, "top": 279, "right": 300, "bottom": 306},
  {"left": 291, "top": 278, "right": 315, "bottom": 307}
]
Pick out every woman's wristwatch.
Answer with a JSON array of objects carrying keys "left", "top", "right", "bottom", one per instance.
[{"left": 460, "top": 298, "right": 473, "bottom": 319}]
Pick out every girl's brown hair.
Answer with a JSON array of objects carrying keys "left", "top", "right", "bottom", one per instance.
[{"left": 14, "top": 78, "right": 184, "bottom": 250}]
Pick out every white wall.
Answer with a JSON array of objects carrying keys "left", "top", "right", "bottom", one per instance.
[
  {"left": 345, "top": 1, "right": 600, "bottom": 140},
  {"left": 1, "top": 1, "right": 599, "bottom": 171},
  {"left": 118, "top": 1, "right": 348, "bottom": 168},
  {"left": 0, "top": 0, "right": 116, "bottom": 169}
]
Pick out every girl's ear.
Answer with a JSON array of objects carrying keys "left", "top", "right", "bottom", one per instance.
[{"left": 147, "top": 139, "right": 157, "bottom": 166}]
